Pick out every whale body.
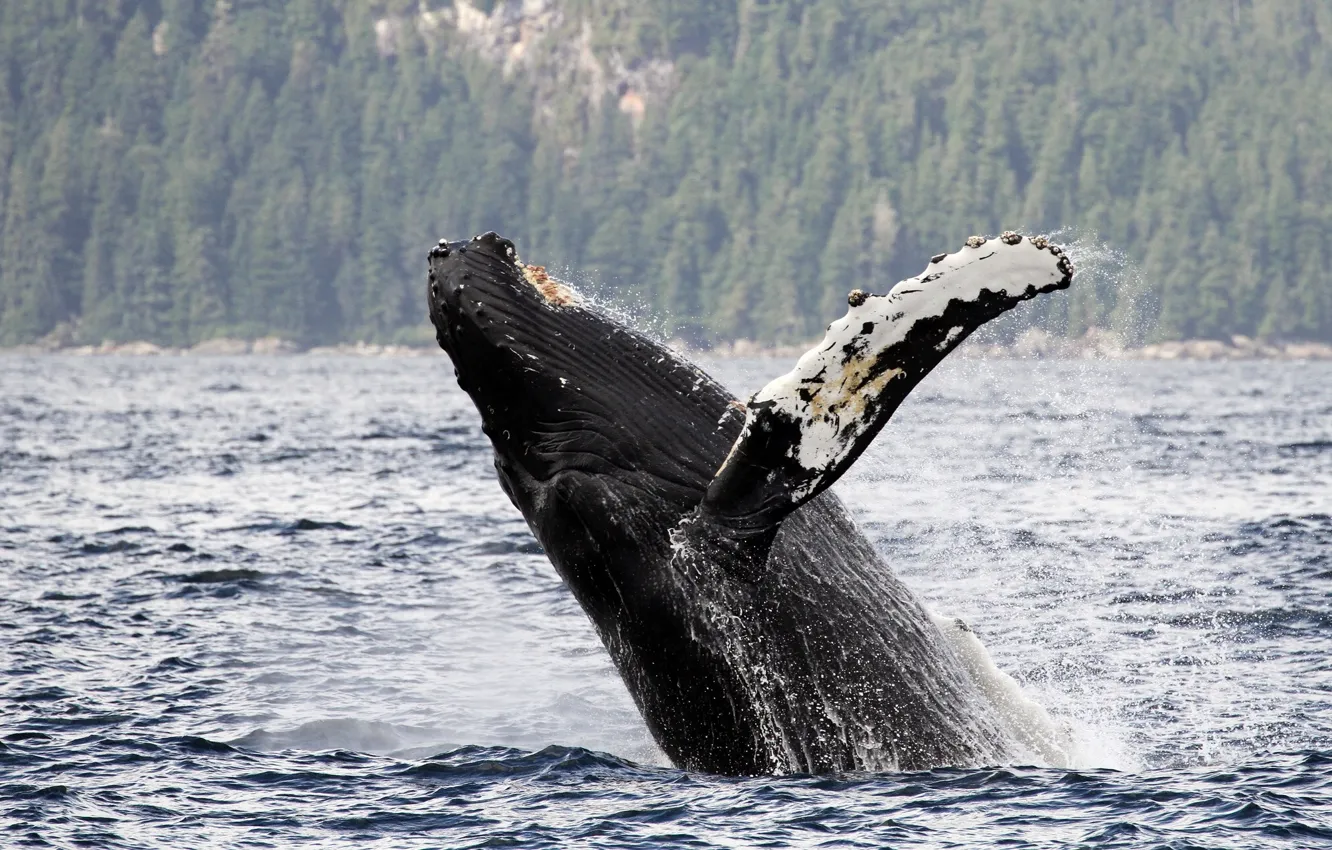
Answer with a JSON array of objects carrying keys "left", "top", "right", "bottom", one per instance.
[{"left": 426, "top": 230, "right": 1075, "bottom": 775}]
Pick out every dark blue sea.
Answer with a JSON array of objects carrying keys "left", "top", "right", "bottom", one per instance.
[{"left": 2, "top": 353, "right": 1329, "bottom": 849}]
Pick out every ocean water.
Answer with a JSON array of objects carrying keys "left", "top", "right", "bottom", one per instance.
[{"left": 1, "top": 353, "right": 1329, "bottom": 849}]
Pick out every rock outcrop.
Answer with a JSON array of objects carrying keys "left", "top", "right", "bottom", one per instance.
[{"left": 385, "top": 1, "right": 675, "bottom": 133}]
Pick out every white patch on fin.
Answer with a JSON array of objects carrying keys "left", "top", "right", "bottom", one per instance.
[
  {"left": 741, "top": 234, "right": 1070, "bottom": 492},
  {"left": 937, "top": 326, "right": 965, "bottom": 352}
]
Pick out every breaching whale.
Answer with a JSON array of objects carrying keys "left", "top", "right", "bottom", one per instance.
[{"left": 427, "top": 230, "right": 1076, "bottom": 775}]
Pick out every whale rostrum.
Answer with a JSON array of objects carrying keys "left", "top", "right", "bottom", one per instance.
[{"left": 427, "top": 229, "right": 1075, "bottom": 775}]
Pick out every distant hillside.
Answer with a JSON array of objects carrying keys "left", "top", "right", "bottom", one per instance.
[{"left": 1, "top": 0, "right": 1329, "bottom": 347}]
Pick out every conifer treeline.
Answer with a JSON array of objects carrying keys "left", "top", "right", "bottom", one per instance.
[{"left": 1, "top": 0, "right": 1329, "bottom": 346}]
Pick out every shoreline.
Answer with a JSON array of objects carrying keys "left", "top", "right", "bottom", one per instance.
[
  {"left": 0, "top": 338, "right": 435, "bottom": 358},
  {"left": 3, "top": 332, "right": 1331, "bottom": 361}
]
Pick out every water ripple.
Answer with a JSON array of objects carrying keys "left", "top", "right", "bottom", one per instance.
[{"left": 1, "top": 355, "right": 1329, "bottom": 848}]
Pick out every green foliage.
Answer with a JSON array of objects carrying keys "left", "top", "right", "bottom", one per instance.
[{"left": 0, "top": 0, "right": 1329, "bottom": 345}]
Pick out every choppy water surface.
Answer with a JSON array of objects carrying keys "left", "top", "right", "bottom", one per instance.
[{"left": 2, "top": 353, "right": 1329, "bottom": 848}]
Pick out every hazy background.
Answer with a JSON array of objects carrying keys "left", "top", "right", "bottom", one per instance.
[{"left": 0, "top": 0, "right": 1329, "bottom": 348}]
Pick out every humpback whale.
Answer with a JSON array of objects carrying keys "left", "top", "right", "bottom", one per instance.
[{"left": 427, "top": 230, "right": 1076, "bottom": 775}]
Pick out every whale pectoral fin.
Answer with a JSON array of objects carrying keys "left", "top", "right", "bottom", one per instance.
[{"left": 702, "top": 233, "right": 1073, "bottom": 534}]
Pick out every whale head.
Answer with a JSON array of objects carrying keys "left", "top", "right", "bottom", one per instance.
[
  {"left": 426, "top": 231, "right": 584, "bottom": 426},
  {"left": 425, "top": 232, "right": 738, "bottom": 536}
]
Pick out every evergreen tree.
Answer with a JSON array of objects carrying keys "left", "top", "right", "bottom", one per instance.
[{"left": 0, "top": 163, "right": 61, "bottom": 344}]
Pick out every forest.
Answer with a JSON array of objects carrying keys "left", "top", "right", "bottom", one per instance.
[{"left": 1, "top": 0, "right": 1329, "bottom": 347}]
